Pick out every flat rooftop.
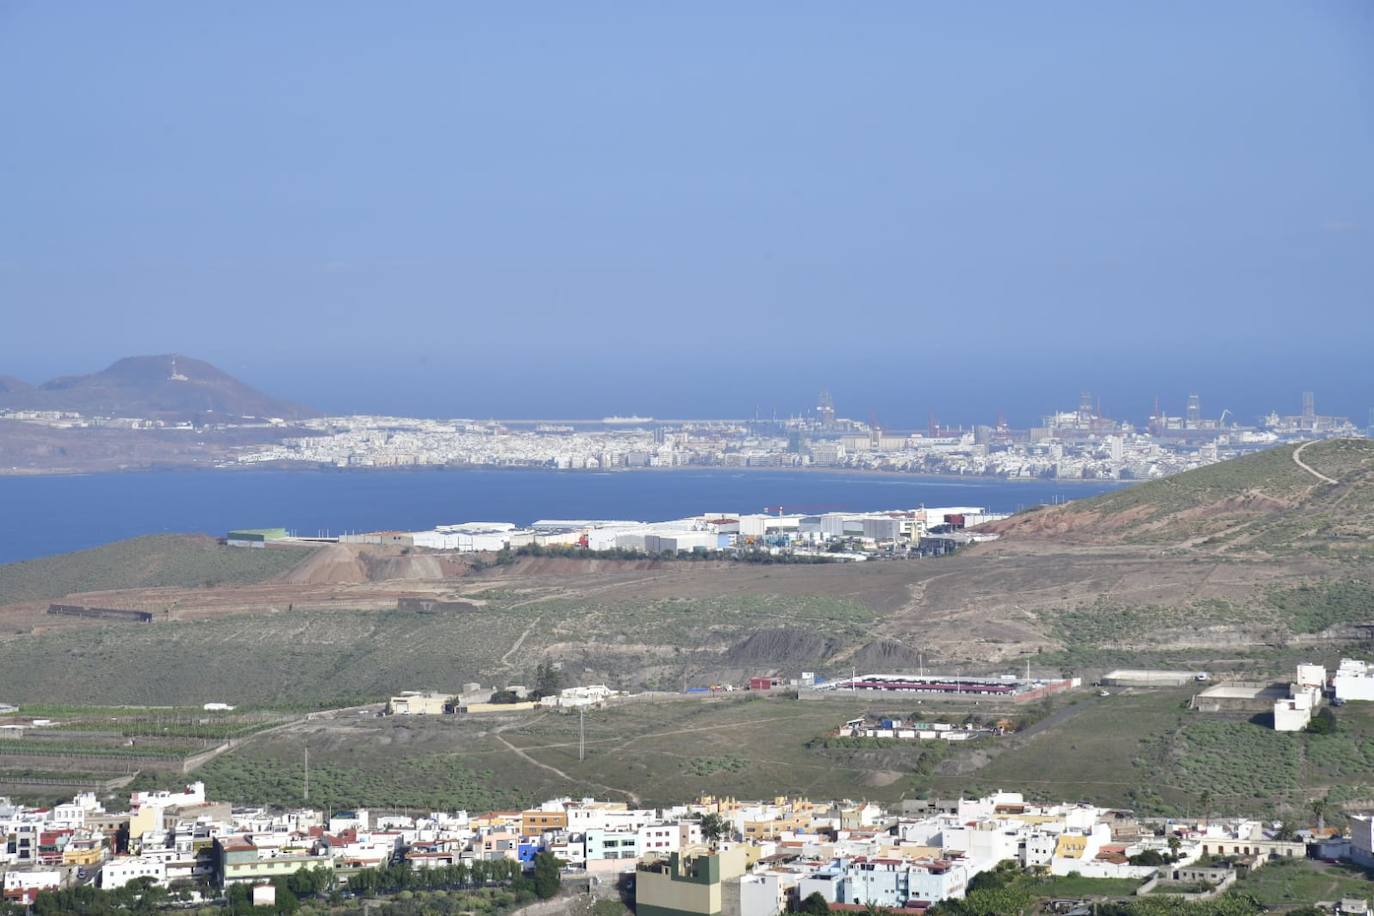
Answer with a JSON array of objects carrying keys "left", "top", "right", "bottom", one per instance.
[
  {"left": 1197, "top": 682, "right": 1289, "bottom": 701},
  {"left": 1103, "top": 669, "right": 1198, "bottom": 678}
]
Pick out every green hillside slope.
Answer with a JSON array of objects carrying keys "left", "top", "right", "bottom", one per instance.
[
  {"left": 994, "top": 438, "right": 1374, "bottom": 555},
  {"left": 0, "top": 535, "right": 315, "bottom": 606}
]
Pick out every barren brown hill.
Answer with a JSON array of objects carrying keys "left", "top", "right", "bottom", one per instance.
[
  {"left": 0, "top": 354, "right": 315, "bottom": 421},
  {"left": 986, "top": 438, "right": 1374, "bottom": 556}
]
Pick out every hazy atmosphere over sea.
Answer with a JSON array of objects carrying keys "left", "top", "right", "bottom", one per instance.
[{"left": 2, "top": 2, "right": 1372, "bottom": 425}]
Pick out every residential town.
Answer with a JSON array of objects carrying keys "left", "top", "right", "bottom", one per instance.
[
  {"left": 6, "top": 655, "right": 1374, "bottom": 911},
  {"left": 231, "top": 392, "right": 1361, "bottom": 481},
  {"left": 4, "top": 783, "right": 1370, "bottom": 913},
  {"left": 7, "top": 389, "right": 1363, "bottom": 481}
]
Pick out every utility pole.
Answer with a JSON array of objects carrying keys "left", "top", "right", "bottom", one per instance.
[{"left": 578, "top": 707, "right": 586, "bottom": 762}]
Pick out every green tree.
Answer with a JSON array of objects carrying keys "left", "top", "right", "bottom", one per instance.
[
  {"left": 965, "top": 858, "right": 1019, "bottom": 893},
  {"left": 698, "top": 812, "right": 730, "bottom": 843},
  {"left": 1307, "top": 707, "right": 1338, "bottom": 735},
  {"left": 936, "top": 885, "right": 1034, "bottom": 916},
  {"left": 797, "top": 892, "right": 831, "bottom": 915},
  {"left": 269, "top": 877, "right": 301, "bottom": 913},
  {"left": 532, "top": 851, "right": 562, "bottom": 899},
  {"left": 534, "top": 662, "right": 563, "bottom": 699}
]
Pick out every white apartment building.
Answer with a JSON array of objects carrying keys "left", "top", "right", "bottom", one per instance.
[{"left": 637, "top": 821, "right": 701, "bottom": 855}]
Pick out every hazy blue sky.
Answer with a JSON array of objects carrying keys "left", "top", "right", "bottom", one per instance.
[{"left": 2, "top": 2, "right": 1371, "bottom": 427}]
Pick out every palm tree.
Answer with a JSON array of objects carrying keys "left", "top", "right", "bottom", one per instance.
[{"left": 1311, "top": 796, "right": 1328, "bottom": 831}]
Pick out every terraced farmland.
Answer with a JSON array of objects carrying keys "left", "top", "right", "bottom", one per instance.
[{"left": 0, "top": 705, "right": 296, "bottom": 799}]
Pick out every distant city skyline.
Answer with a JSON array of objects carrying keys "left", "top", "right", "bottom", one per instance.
[
  {"left": 2, "top": 3, "right": 1371, "bottom": 428},
  {"left": 1, "top": 350, "right": 1370, "bottom": 432}
]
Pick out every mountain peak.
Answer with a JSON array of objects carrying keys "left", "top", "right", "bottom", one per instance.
[{"left": 2, "top": 355, "right": 315, "bottom": 421}]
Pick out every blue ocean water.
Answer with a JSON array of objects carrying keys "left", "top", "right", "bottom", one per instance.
[{"left": 0, "top": 469, "right": 1127, "bottom": 565}]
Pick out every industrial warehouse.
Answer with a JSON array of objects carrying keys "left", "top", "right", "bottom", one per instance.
[
  {"left": 226, "top": 504, "right": 1008, "bottom": 561},
  {"left": 819, "top": 673, "right": 1080, "bottom": 703}
]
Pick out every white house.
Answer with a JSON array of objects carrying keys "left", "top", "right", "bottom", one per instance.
[
  {"left": 1349, "top": 815, "right": 1374, "bottom": 868},
  {"left": 1335, "top": 660, "right": 1374, "bottom": 702},
  {"left": 130, "top": 782, "right": 205, "bottom": 811},
  {"left": 99, "top": 857, "right": 169, "bottom": 890},
  {"left": 3, "top": 869, "right": 61, "bottom": 902},
  {"left": 1274, "top": 692, "right": 1315, "bottom": 732},
  {"left": 1296, "top": 664, "right": 1327, "bottom": 690}
]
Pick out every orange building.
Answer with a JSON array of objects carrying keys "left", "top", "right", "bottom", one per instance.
[{"left": 522, "top": 809, "right": 569, "bottom": 836}]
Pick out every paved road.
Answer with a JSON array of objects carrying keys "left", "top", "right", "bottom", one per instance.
[{"left": 1293, "top": 441, "right": 1338, "bottom": 485}]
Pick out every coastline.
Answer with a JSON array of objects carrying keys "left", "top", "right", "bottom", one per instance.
[
  {"left": 0, "top": 461, "right": 1136, "bottom": 487},
  {"left": 0, "top": 463, "right": 1125, "bottom": 565}
]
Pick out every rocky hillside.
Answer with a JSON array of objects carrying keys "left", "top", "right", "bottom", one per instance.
[
  {"left": 0, "top": 354, "right": 315, "bottom": 421},
  {"left": 989, "top": 439, "right": 1374, "bottom": 556}
]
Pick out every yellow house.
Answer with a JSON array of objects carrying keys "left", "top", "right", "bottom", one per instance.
[
  {"left": 128, "top": 805, "right": 164, "bottom": 843},
  {"left": 696, "top": 796, "right": 740, "bottom": 814},
  {"left": 1054, "top": 834, "right": 1088, "bottom": 860},
  {"left": 62, "top": 844, "right": 105, "bottom": 867},
  {"left": 388, "top": 691, "right": 453, "bottom": 715},
  {"left": 742, "top": 811, "right": 812, "bottom": 840}
]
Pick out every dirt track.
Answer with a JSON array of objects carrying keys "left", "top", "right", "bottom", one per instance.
[{"left": 0, "top": 527, "right": 1357, "bottom": 671}]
